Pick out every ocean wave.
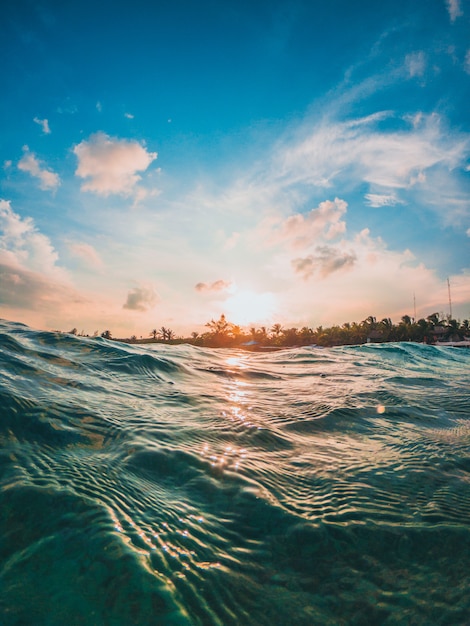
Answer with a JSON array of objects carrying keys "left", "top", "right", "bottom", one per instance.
[{"left": 1, "top": 319, "right": 469, "bottom": 624}]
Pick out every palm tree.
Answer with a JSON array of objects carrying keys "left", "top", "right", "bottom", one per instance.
[
  {"left": 231, "top": 325, "right": 242, "bottom": 337},
  {"left": 426, "top": 312, "right": 440, "bottom": 327},
  {"left": 281, "top": 327, "right": 299, "bottom": 345},
  {"left": 150, "top": 329, "right": 158, "bottom": 339},
  {"left": 379, "top": 318, "right": 393, "bottom": 340},
  {"left": 299, "top": 326, "right": 314, "bottom": 345},
  {"left": 204, "top": 314, "right": 234, "bottom": 347},
  {"left": 205, "top": 314, "right": 230, "bottom": 335},
  {"left": 380, "top": 318, "right": 392, "bottom": 329},
  {"left": 444, "top": 318, "right": 460, "bottom": 340},
  {"left": 362, "top": 315, "right": 377, "bottom": 329},
  {"left": 414, "top": 318, "right": 430, "bottom": 343},
  {"left": 350, "top": 321, "right": 364, "bottom": 344}
]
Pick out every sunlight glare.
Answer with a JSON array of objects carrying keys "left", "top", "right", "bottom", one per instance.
[
  {"left": 225, "top": 356, "right": 247, "bottom": 369},
  {"left": 224, "top": 290, "right": 276, "bottom": 325}
]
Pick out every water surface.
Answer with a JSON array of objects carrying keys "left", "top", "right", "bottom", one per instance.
[{"left": 1, "top": 319, "right": 469, "bottom": 625}]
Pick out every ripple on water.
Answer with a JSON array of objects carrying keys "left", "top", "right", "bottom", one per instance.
[{"left": 0, "top": 324, "right": 469, "bottom": 624}]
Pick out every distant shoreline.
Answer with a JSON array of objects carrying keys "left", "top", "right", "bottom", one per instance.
[{"left": 60, "top": 312, "right": 470, "bottom": 349}]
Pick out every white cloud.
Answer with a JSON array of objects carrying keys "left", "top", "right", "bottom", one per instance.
[
  {"left": 96, "top": 101, "right": 102, "bottom": 112},
  {"left": 33, "top": 117, "right": 51, "bottom": 134},
  {"left": 365, "top": 193, "right": 402, "bottom": 207},
  {"left": 291, "top": 246, "right": 357, "bottom": 279},
  {"left": 131, "top": 186, "right": 161, "bottom": 209},
  {"left": 0, "top": 199, "right": 91, "bottom": 322},
  {"left": 267, "top": 225, "right": 470, "bottom": 327},
  {"left": 17, "top": 147, "right": 60, "bottom": 191},
  {"left": 124, "top": 112, "right": 134, "bottom": 119},
  {"left": 446, "top": 0, "right": 463, "bottom": 21},
  {"left": 276, "top": 112, "right": 469, "bottom": 196},
  {"left": 266, "top": 198, "right": 348, "bottom": 250},
  {"left": 195, "top": 279, "right": 232, "bottom": 292},
  {"left": 0, "top": 262, "right": 80, "bottom": 314},
  {"left": 123, "top": 286, "right": 158, "bottom": 311},
  {"left": 0, "top": 204, "right": 158, "bottom": 332},
  {"left": 68, "top": 242, "right": 104, "bottom": 270},
  {"left": 74, "top": 132, "right": 157, "bottom": 197},
  {"left": 0, "top": 199, "right": 62, "bottom": 276},
  {"left": 405, "top": 112, "right": 424, "bottom": 128},
  {"left": 292, "top": 246, "right": 357, "bottom": 279}
]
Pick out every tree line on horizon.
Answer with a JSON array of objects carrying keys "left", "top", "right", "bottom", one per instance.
[{"left": 84, "top": 312, "right": 470, "bottom": 348}]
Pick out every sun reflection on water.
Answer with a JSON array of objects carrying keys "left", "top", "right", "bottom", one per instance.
[
  {"left": 199, "top": 441, "right": 248, "bottom": 472},
  {"left": 225, "top": 356, "right": 248, "bottom": 369}
]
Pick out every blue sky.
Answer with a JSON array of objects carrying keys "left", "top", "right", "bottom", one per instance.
[{"left": 1, "top": 0, "right": 469, "bottom": 336}]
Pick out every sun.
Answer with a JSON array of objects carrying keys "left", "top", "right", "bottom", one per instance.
[{"left": 224, "top": 290, "right": 277, "bottom": 326}]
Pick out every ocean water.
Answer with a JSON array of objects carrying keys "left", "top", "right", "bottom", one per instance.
[{"left": 0, "top": 319, "right": 469, "bottom": 626}]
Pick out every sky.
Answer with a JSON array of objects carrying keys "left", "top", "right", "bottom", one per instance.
[{"left": 1, "top": 0, "right": 469, "bottom": 337}]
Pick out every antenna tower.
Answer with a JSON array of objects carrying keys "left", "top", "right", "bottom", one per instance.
[{"left": 447, "top": 278, "right": 453, "bottom": 319}]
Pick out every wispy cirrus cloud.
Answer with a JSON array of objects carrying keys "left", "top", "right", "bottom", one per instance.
[
  {"left": 17, "top": 147, "right": 60, "bottom": 191},
  {"left": 167, "top": 102, "right": 469, "bottom": 241},
  {"left": 465, "top": 49, "right": 470, "bottom": 74},
  {"left": 405, "top": 51, "right": 426, "bottom": 78},
  {"left": 256, "top": 110, "right": 470, "bottom": 234},
  {"left": 365, "top": 193, "right": 402, "bottom": 207},
  {"left": 74, "top": 132, "right": 157, "bottom": 197},
  {"left": 277, "top": 112, "right": 467, "bottom": 192},
  {"left": 131, "top": 186, "right": 161, "bottom": 209},
  {"left": 68, "top": 242, "right": 104, "bottom": 270}
]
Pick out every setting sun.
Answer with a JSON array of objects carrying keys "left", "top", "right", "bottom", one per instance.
[{"left": 224, "top": 290, "right": 277, "bottom": 326}]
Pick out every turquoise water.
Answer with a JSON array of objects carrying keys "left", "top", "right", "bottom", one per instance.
[{"left": 1, "top": 319, "right": 469, "bottom": 625}]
